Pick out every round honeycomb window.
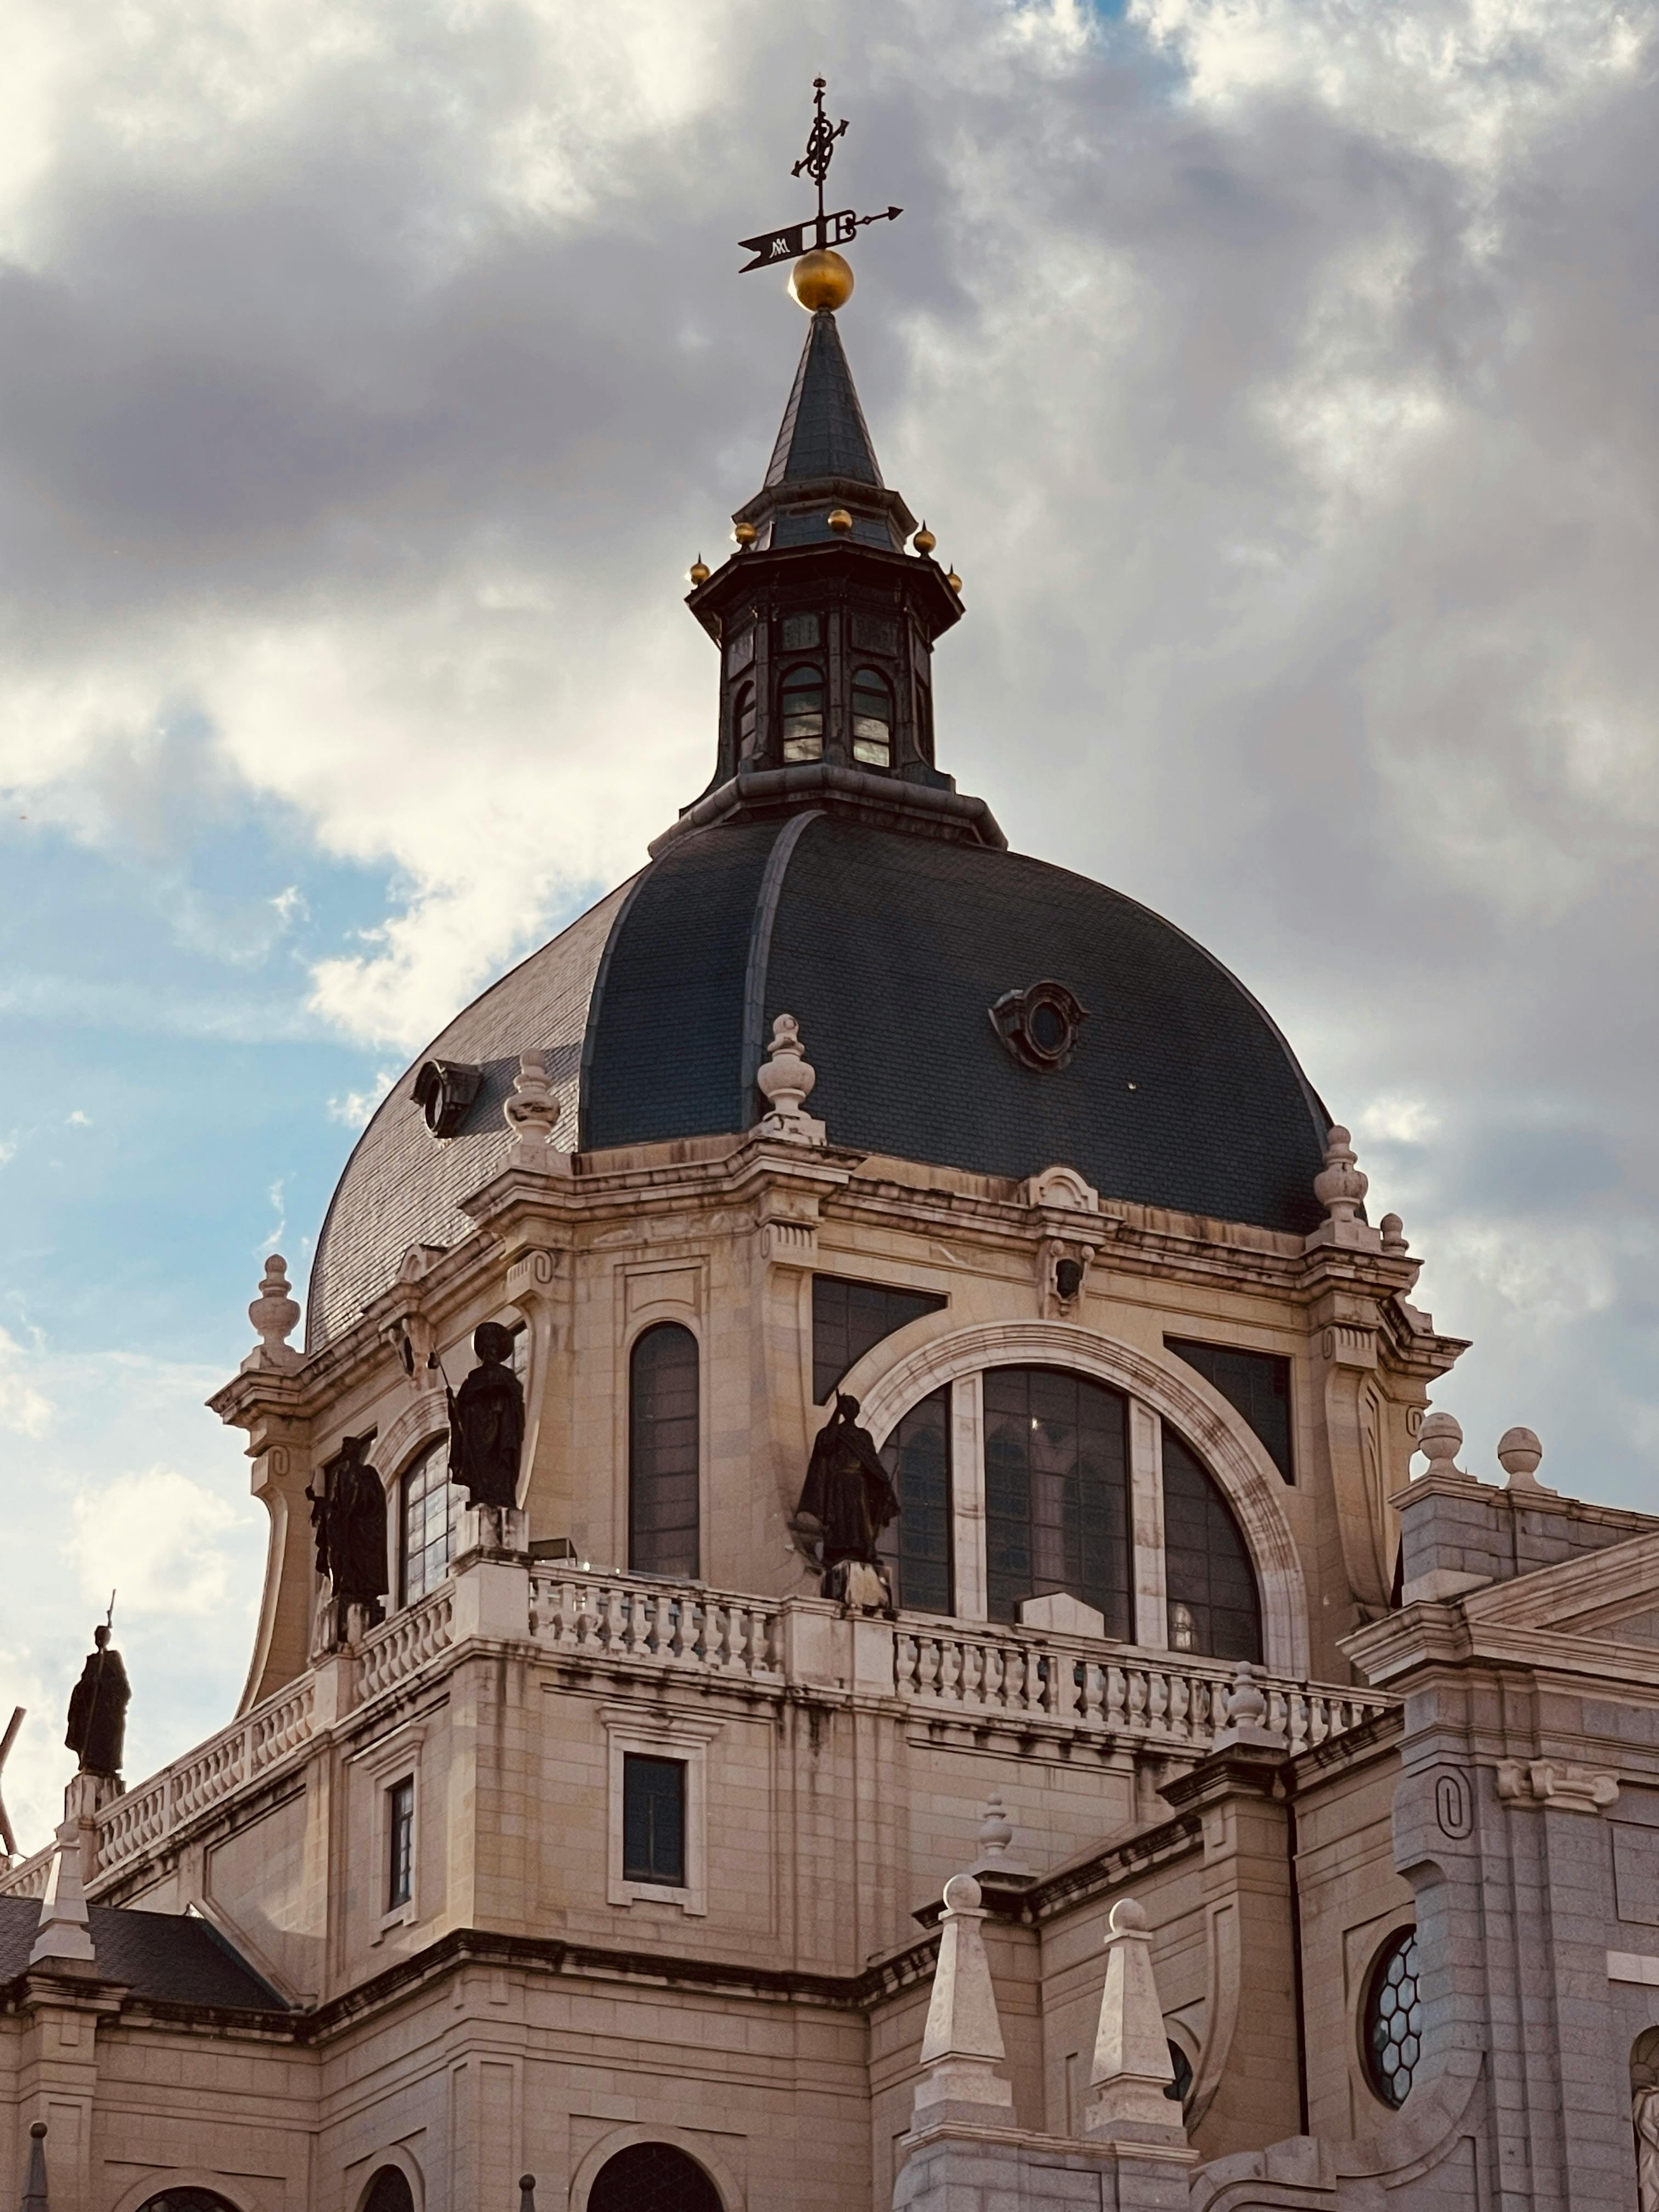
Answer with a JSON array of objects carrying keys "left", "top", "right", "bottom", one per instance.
[{"left": 1363, "top": 1927, "right": 1422, "bottom": 2107}]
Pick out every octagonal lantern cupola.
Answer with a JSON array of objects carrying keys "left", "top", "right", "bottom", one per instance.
[{"left": 662, "top": 285, "right": 1002, "bottom": 856}]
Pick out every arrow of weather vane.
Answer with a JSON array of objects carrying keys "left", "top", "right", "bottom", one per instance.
[{"left": 738, "top": 78, "right": 902, "bottom": 273}]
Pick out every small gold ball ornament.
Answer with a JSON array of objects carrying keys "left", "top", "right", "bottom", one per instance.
[
  {"left": 688, "top": 554, "right": 710, "bottom": 586},
  {"left": 789, "top": 249, "right": 855, "bottom": 314},
  {"left": 827, "top": 508, "right": 853, "bottom": 535},
  {"left": 733, "top": 521, "right": 757, "bottom": 548},
  {"left": 912, "top": 522, "right": 936, "bottom": 555},
  {"left": 946, "top": 569, "right": 963, "bottom": 594}
]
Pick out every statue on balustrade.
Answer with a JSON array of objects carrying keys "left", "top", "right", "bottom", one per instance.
[
  {"left": 306, "top": 1432, "right": 390, "bottom": 1639},
  {"left": 793, "top": 1393, "right": 900, "bottom": 1612},
  {"left": 447, "top": 1322, "right": 526, "bottom": 1518},
  {"left": 65, "top": 1622, "right": 130, "bottom": 1779}
]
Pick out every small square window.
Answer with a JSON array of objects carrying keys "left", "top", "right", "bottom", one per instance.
[
  {"left": 622, "top": 1754, "right": 685, "bottom": 1887},
  {"left": 387, "top": 1776, "right": 415, "bottom": 1909},
  {"left": 781, "top": 612, "right": 821, "bottom": 649}
]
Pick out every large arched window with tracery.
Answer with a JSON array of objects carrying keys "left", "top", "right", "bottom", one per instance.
[
  {"left": 1162, "top": 1426, "right": 1262, "bottom": 1661},
  {"left": 629, "top": 1324, "right": 700, "bottom": 1577},
  {"left": 588, "top": 2143, "right": 723, "bottom": 2212},
  {"left": 981, "top": 1368, "right": 1132, "bottom": 1630}
]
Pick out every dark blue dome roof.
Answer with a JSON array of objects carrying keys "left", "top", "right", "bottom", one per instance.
[{"left": 584, "top": 812, "right": 1330, "bottom": 1227}]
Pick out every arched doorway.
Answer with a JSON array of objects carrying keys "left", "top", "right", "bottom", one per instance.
[
  {"left": 588, "top": 2142, "right": 723, "bottom": 2212},
  {"left": 363, "top": 2170, "right": 416, "bottom": 2212}
]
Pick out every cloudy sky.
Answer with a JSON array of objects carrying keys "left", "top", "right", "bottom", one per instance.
[{"left": 3, "top": 0, "right": 1656, "bottom": 1853}]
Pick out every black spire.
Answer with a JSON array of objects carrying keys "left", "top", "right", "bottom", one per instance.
[
  {"left": 662, "top": 307, "right": 1002, "bottom": 856},
  {"left": 765, "top": 309, "right": 884, "bottom": 494}
]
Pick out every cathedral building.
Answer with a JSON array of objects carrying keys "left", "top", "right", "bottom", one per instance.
[{"left": 6, "top": 232, "right": 1659, "bottom": 2212}]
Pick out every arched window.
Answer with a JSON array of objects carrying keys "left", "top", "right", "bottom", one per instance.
[
  {"left": 850, "top": 666, "right": 892, "bottom": 768},
  {"left": 981, "top": 1368, "right": 1132, "bottom": 1630},
  {"left": 1161, "top": 1427, "right": 1262, "bottom": 1661},
  {"left": 780, "top": 664, "right": 825, "bottom": 763},
  {"left": 878, "top": 1385, "right": 952, "bottom": 1613},
  {"left": 362, "top": 2173, "right": 416, "bottom": 2212},
  {"left": 400, "top": 1438, "right": 458, "bottom": 1605},
  {"left": 629, "top": 1325, "right": 699, "bottom": 1577},
  {"left": 588, "top": 2143, "right": 723, "bottom": 2212},
  {"left": 1362, "top": 1927, "right": 1421, "bottom": 2108},
  {"left": 137, "top": 2195, "right": 245, "bottom": 2212},
  {"left": 732, "top": 680, "right": 756, "bottom": 759}
]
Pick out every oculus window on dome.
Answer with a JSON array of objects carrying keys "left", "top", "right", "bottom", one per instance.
[
  {"left": 411, "top": 1057, "right": 481, "bottom": 1138},
  {"left": 991, "top": 981, "right": 1089, "bottom": 1072}
]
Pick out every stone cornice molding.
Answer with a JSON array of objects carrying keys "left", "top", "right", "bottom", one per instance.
[
  {"left": 852, "top": 1320, "right": 1310, "bottom": 1678},
  {"left": 1461, "top": 1521, "right": 1659, "bottom": 1633}
]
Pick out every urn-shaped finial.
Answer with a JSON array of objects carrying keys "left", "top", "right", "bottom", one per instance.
[
  {"left": 246, "top": 1255, "right": 301, "bottom": 1372},
  {"left": 755, "top": 1014, "right": 826, "bottom": 1146},
  {"left": 1313, "top": 1126, "right": 1368, "bottom": 1224}
]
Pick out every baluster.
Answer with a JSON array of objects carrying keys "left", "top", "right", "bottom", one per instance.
[
  {"left": 895, "top": 1634, "right": 918, "bottom": 1694},
  {"left": 1126, "top": 1667, "right": 1149, "bottom": 1734},
  {"left": 1166, "top": 1673, "right": 1190, "bottom": 1739},
  {"left": 917, "top": 1636, "right": 941, "bottom": 1697},
  {"left": 727, "top": 1604, "right": 749, "bottom": 1674}
]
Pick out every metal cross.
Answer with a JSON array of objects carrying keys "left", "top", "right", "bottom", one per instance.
[
  {"left": 0, "top": 1707, "right": 24, "bottom": 1859},
  {"left": 738, "top": 77, "right": 902, "bottom": 274}
]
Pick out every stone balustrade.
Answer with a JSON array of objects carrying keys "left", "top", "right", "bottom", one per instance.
[{"left": 0, "top": 1561, "right": 1394, "bottom": 1899}]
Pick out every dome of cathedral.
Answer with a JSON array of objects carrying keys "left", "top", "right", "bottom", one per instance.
[
  {"left": 307, "top": 814, "right": 1330, "bottom": 1348},
  {"left": 306, "top": 296, "right": 1332, "bottom": 1350}
]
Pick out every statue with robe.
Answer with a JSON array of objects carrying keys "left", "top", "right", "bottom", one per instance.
[
  {"left": 448, "top": 1323, "right": 526, "bottom": 1511},
  {"left": 794, "top": 1393, "right": 900, "bottom": 1607},
  {"left": 65, "top": 1626, "right": 130, "bottom": 1778},
  {"left": 306, "top": 1434, "right": 390, "bottom": 1620}
]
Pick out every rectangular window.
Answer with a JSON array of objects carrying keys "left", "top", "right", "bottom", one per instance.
[
  {"left": 622, "top": 1754, "right": 686, "bottom": 1886},
  {"left": 387, "top": 1776, "right": 415, "bottom": 1909},
  {"left": 812, "top": 1275, "right": 947, "bottom": 1404},
  {"left": 1165, "top": 1339, "right": 1293, "bottom": 1481},
  {"left": 851, "top": 613, "right": 898, "bottom": 653},
  {"left": 781, "top": 611, "right": 821, "bottom": 649},
  {"left": 878, "top": 1386, "right": 952, "bottom": 1613},
  {"left": 400, "top": 1440, "right": 460, "bottom": 1605}
]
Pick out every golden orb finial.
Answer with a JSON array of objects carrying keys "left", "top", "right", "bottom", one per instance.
[
  {"left": 827, "top": 508, "right": 853, "bottom": 535},
  {"left": 733, "top": 521, "right": 758, "bottom": 549},
  {"left": 912, "top": 522, "right": 936, "bottom": 556},
  {"left": 946, "top": 569, "right": 963, "bottom": 594},
  {"left": 688, "top": 554, "right": 710, "bottom": 586},
  {"left": 789, "top": 249, "right": 854, "bottom": 313}
]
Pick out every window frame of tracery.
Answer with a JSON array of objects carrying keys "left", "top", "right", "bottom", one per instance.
[{"left": 852, "top": 1323, "right": 1305, "bottom": 1675}]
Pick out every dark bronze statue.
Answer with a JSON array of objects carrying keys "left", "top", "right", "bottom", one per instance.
[
  {"left": 448, "top": 1323, "right": 526, "bottom": 1511},
  {"left": 65, "top": 1626, "right": 130, "bottom": 1778},
  {"left": 306, "top": 1434, "right": 390, "bottom": 1616},
  {"left": 794, "top": 1393, "right": 900, "bottom": 1602}
]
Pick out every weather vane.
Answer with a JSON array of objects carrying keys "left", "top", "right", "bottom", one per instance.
[{"left": 738, "top": 78, "right": 902, "bottom": 274}]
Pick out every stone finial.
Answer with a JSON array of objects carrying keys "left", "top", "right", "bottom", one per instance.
[
  {"left": 502, "top": 1052, "right": 570, "bottom": 1173},
  {"left": 755, "top": 1014, "right": 826, "bottom": 1147},
  {"left": 1417, "top": 1409, "right": 1470, "bottom": 1483},
  {"left": 912, "top": 1871, "right": 1015, "bottom": 2121},
  {"left": 29, "top": 1816, "right": 95, "bottom": 1966},
  {"left": 1085, "top": 1898, "right": 1186, "bottom": 2145},
  {"left": 1380, "top": 1213, "right": 1409, "bottom": 1255},
  {"left": 968, "top": 1793, "right": 1032, "bottom": 1880},
  {"left": 1211, "top": 1661, "right": 1287, "bottom": 1752},
  {"left": 1497, "top": 1425, "right": 1554, "bottom": 1494},
  {"left": 519, "top": 2179, "right": 538, "bottom": 2212},
  {"left": 245, "top": 1255, "right": 301, "bottom": 1373},
  {"left": 1313, "top": 1126, "right": 1368, "bottom": 1224},
  {"left": 21, "top": 2122, "right": 47, "bottom": 2212}
]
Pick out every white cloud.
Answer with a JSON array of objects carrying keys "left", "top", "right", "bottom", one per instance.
[
  {"left": 65, "top": 1108, "right": 91, "bottom": 1127},
  {"left": 1356, "top": 1096, "right": 1441, "bottom": 1147},
  {"left": 66, "top": 1465, "right": 254, "bottom": 1620},
  {"left": 0, "top": 1327, "right": 52, "bottom": 1437},
  {"left": 326, "top": 1066, "right": 400, "bottom": 1128},
  {"left": 0, "top": 1136, "right": 15, "bottom": 1166}
]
